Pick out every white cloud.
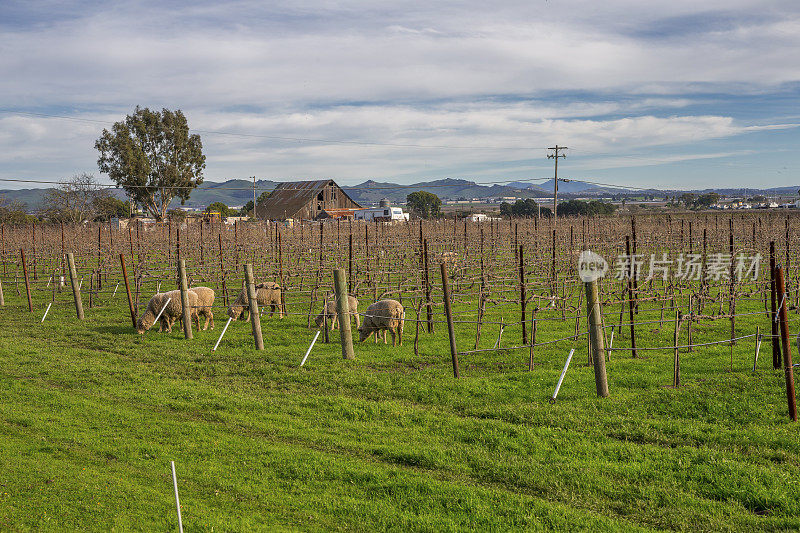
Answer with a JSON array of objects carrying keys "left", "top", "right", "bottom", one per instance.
[{"left": 0, "top": 1, "right": 799, "bottom": 186}]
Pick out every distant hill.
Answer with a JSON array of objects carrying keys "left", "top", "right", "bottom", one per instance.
[
  {"left": 2, "top": 178, "right": 799, "bottom": 212},
  {"left": 343, "top": 178, "right": 548, "bottom": 205}
]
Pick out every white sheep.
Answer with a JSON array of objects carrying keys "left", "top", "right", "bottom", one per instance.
[
  {"left": 358, "top": 299, "right": 405, "bottom": 346},
  {"left": 228, "top": 281, "right": 283, "bottom": 320},
  {"left": 137, "top": 290, "right": 199, "bottom": 334},
  {"left": 189, "top": 286, "right": 215, "bottom": 330},
  {"left": 314, "top": 294, "right": 360, "bottom": 331}
]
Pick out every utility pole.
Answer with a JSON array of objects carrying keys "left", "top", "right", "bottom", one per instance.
[
  {"left": 252, "top": 176, "right": 256, "bottom": 219},
  {"left": 547, "top": 145, "right": 568, "bottom": 225}
]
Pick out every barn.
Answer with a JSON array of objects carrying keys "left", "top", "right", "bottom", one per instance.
[{"left": 255, "top": 179, "right": 362, "bottom": 221}]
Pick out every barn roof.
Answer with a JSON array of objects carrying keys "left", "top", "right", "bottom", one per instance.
[
  {"left": 255, "top": 179, "right": 360, "bottom": 220},
  {"left": 318, "top": 208, "right": 360, "bottom": 219}
]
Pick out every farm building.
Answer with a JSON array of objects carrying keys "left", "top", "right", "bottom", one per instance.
[
  {"left": 352, "top": 198, "right": 409, "bottom": 222},
  {"left": 255, "top": 179, "right": 362, "bottom": 221}
]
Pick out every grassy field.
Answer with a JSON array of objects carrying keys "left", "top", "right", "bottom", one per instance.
[{"left": 0, "top": 280, "right": 798, "bottom": 532}]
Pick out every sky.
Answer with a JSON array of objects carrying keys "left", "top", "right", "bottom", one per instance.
[{"left": 0, "top": 0, "right": 799, "bottom": 190}]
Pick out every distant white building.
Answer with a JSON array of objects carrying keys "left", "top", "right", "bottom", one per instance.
[
  {"left": 468, "top": 213, "right": 489, "bottom": 222},
  {"left": 355, "top": 206, "right": 409, "bottom": 222},
  {"left": 354, "top": 198, "right": 409, "bottom": 222}
]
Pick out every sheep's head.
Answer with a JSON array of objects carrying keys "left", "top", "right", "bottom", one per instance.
[
  {"left": 314, "top": 314, "right": 325, "bottom": 328},
  {"left": 227, "top": 305, "right": 244, "bottom": 320},
  {"left": 358, "top": 326, "right": 369, "bottom": 342},
  {"left": 136, "top": 314, "right": 154, "bottom": 334}
]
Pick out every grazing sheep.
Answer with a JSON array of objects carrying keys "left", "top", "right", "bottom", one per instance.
[
  {"left": 228, "top": 281, "right": 283, "bottom": 320},
  {"left": 189, "top": 286, "right": 215, "bottom": 330},
  {"left": 314, "top": 294, "right": 360, "bottom": 331},
  {"left": 137, "top": 290, "right": 199, "bottom": 334},
  {"left": 358, "top": 299, "right": 405, "bottom": 346}
]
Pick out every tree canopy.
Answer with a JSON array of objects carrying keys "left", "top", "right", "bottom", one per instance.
[
  {"left": 205, "top": 202, "right": 236, "bottom": 218},
  {"left": 0, "top": 195, "right": 30, "bottom": 225},
  {"left": 499, "top": 199, "right": 551, "bottom": 218},
  {"left": 556, "top": 199, "right": 616, "bottom": 217},
  {"left": 406, "top": 191, "right": 441, "bottom": 219},
  {"left": 95, "top": 107, "right": 205, "bottom": 221},
  {"left": 242, "top": 191, "right": 271, "bottom": 217}
]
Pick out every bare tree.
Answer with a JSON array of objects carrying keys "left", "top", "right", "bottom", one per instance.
[
  {"left": 39, "top": 173, "right": 107, "bottom": 223},
  {"left": 0, "top": 196, "right": 29, "bottom": 224}
]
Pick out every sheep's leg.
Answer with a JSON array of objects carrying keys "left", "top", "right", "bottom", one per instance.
[
  {"left": 397, "top": 325, "right": 402, "bottom": 346},
  {"left": 355, "top": 312, "right": 360, "bottom": 329},
  {"left": 383, "top": 330, "right": 388, "bottom": 344},
  {"left": 390, "top": 328, "right": 396, "bottom": 347},
  {"left": 333, "top": 313, "right": 339, "bottom": 330}
]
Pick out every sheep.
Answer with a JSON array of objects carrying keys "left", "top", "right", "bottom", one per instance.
[
  {"left": 358, "top": 299, "right": 405, "bottom": 346},
  {"left": 313, "top": 294, "right": 360, "bottom": 331},
  {"left": 227, "top": 281, "right": 283, "bottom": 320},
  {"left": 189, "top": 286, "right": 215, "bottom": 330},
  {"left": 136, "top": 290, "right": 199, "bottom": 334}
]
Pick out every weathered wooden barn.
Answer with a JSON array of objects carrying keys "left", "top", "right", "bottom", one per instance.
[{"left": 255, "top": 179, "right": 362, "bottom": 221}]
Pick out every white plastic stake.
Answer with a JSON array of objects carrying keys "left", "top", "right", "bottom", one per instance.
[
  {"left": 609, "top": 330, "right": 615, "bottom": 349},
  {"left": 493, "top": 321, "right": 505, "bottom": 349},
  {"left": 213, "top": 317, "right": 233, "bottom": 351},
  {"left": 550, "top": 348, "right": 575, "bottom": 404},
  {"left": 157, "top": 281, "right": 161, "bottom": 293},
  {"left": 300, "top": 330, "right": 321, "bottom": 367},
  {"left": 113, "top": 282, "right": 120, "bottom": 297},
  {"left": 78, "top": 277, "right": 83, "bottom": 290},
  {"left": 46, "top": 276, "right": 52, "bottom": 287},
  {"left": 170, "top": 461, "right": 184, "bottom": 533},
  {"left": 152, "top": 297, "right": 171, "bottom": 327},
  {"left": 754, "top": 334, "right": 762, "bottom": 372},
  {"left": 41, "top": 302, "right": 52, "bottom": 323}
]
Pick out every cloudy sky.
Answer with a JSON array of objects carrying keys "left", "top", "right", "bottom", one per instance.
[{"left": 1, "top": 0, "right": 799, "bottom": 190}]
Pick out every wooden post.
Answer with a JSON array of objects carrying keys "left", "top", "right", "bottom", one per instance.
[
  {"left": 244, "top": 263, "right": 264, "bottom": 350},
  {"left": 673, "top": 311, "right": 681, "bottom": 387},
  {"left": 770, "top": 241, "right": 781, "bottom": 368},
  {"left": 529, "top": 307, "right": 538, "bottom": 371},
  {"left": 1, "top": 223, "right": 5, "bottom": 276},
  {"left": 440, "top": 262, "right": 460, "bottom": 378},
  {"left": 585, "top": 278, "right": 608, "bottom": 397},
  {"left": 551, "top": 228, "right": 556, "bottom": 294},
  {"left": 348, "top": 232, "right": 353, "bottom": 294},
  {"left": 120, "top": 254, "right": 136, "bottom": 327},
  {"left": 333, "top": 268, "right": 355, "bottom": 360},
  {"left": 625, "top": 236, "right": 638, "bottom": 357},
  {"left": 775, "top": 267, "right": 797, "bottom": 421},
  {"left": 20, "top": 249, "right": 33, "bottom": 312},
  {"left": 519, "top": 244, "right": 527, "bottom": 345},
  {"left": 729, "top": 218, "right": 735, "bottom": 345},
  {"left": 218, "top": 233, "right": 228, "bottom": 307},
  {"left": 178, "top": 259, "right": 193, "bottom": 340},
  {"left": 66, "top": 252, "right": 84, "bottom": 319},
  {"left": 423, "top": 238, "right": 433, "bottom": 333},
  {"left": 631, "top": 216, "right": 638, "bottom": 313},
  {"left": 97, "top": 224, "right": 103, "bottom": 290},
  {"left": 687, "top": 294, "right": 693, "bottom": 352},
  {"left": 322, "top": 295, "right": 330, "bottom": 344}
]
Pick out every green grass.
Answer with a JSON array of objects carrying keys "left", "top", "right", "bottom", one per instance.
[{"left": 0, "top": 281, "right": 798, "bottom": 532}]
